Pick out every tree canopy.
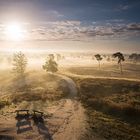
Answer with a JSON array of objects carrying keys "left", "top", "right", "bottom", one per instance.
[
  {"left": 13, "top": 51, "right": 27, "bottom": 76},
  {"left": 112, "top": 52, "right": 125, "bottom": 64},
  {"left": 43, "top": 54, "right": 58, "bottom": 73}
]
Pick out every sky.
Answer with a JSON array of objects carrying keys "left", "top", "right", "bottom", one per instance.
[{"left": 0, "top": 0, "right": 140, "bottom": 53}]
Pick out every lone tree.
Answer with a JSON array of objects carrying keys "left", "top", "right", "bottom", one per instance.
[
  {"left": 94, "top": 54, "right": 103, "bottom": 68},
  {"left": 13, "top": 51, "right": 27, "bottom": 76},
  {"left": 43, "top": 54, "right": 58, "bottom": 73},
  {"left": 112, "top": 52, "right": 125, "bottom": 74}
]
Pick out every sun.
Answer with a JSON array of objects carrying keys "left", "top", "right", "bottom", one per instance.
[{"left": 5, "top": 22, "right": 25, "bottom": 41}]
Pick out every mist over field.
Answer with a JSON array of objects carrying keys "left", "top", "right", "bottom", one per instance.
[
  {"left": 0, "top": 0, "right": 140, "bottom": 140},
  {"left": 0, "top": 49, "right": 140, "bottom": 140}
]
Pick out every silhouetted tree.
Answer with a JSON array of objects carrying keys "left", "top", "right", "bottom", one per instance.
[
  {"left": 13, "top": 52, "right": 27, "bottom": 76},
  {"left": 94, "top": 54, "right": 103, "bottom": 68},
  {"left": 113, "top": 52, "right": 125, "bottom": 74},
  {"left": 43, "top": 54, "right": 58, "bottom": 73}
]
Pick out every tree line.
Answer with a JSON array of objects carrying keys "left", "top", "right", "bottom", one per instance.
[
  {"left": 94, "top": 52, "right": 125, "bottom": 74},
  {"left": 12, "top": 51, "right": 139, "bottom": 76},
  {"left": 13, "top": 52, "right": 58, "bottom": 76}
]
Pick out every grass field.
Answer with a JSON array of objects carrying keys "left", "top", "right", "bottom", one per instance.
[
  {"left": 0, "top": 57, "right": 140, "bottom": 140},
  {"left": 64, "top": 62, "right": 140, "bottom": 80},
  {"left": 56, "top": 60, "right": 140, "bottom": 140},
  {"left": 66, "top": 63, "right": 140, "bottom": 140}
]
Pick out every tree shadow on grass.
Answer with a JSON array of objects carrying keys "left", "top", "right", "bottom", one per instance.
[
  {"left": 85, "top": 101, "right": 140, "bottom": 125},
  {"left": 12, "top": 75, "right": 29, "bottom": 92}
]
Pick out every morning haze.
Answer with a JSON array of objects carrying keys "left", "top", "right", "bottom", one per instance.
[{"left": 0, "top": 0, "right": 140, "bottom": 140}]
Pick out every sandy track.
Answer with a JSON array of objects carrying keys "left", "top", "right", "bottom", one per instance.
[
  {"left": 63, "top": 72, "right": 140, "bottom": 82},
  {"left": 47, "top": 99, "right": 87, "bottom": 140},
  {"left": 0, "top": 100, "right": 87, "bottom": 140},
  {"left": 0, "top": 74, "right": 89, "bottom": 140}
]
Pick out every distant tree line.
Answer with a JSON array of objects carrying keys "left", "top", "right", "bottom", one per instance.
[
  {"left": 92, "top": 52, "right": 140, "bottom": 74},
  {"left": 10, "top": 51, "right": 140, "bottom": 76},
  {"left": 12, "top": 52, "right": 58, "bottom": 76},
  {"left": 129, "top": 53, "right": 140, "bottom": 63}
]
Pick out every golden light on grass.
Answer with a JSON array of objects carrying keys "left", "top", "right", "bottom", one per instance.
[{"left": 4, "top": 22, "right": 25, "bottom": 41}]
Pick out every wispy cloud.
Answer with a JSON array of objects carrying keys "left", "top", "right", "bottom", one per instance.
[
  {"left": 115, "top": 4, "right": 134, "bottom": 12},
  {"left": 119, "top": 5, "right": 130, "bottom": 10},
  {"left": 29, "top": 21, "right": 140, "bottom": 41},
  {"left": 0, "top": 21, "right": 140, "bottom": 41},
  {"left": 127, "top": 23, "right": 140, "bottom": 31},
  {"left": 42, "top": 10, "right": 64, "bottom": 19}
]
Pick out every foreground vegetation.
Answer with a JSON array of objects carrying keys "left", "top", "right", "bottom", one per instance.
[
  {"left": 73, "top": 77, "right": 140, "bottom": 140},
  {"left": 0, "top": 56, "right": 140, "bottom": 139},
  {"left": 0, "top": 71, "right": 69, "bottom": 112}
]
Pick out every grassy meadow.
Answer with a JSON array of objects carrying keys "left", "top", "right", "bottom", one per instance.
[{"left": 0, "top": 52, "right": 140, "bottom": 140}]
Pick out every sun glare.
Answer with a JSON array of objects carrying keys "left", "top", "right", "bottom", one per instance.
[{"left": 5, "top": 22, "right": 25, "bottom": 41}]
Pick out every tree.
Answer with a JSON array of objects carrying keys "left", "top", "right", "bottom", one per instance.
[
  {"left": 129, "top": 53, "right": 140, "bottom": 63},
  {"left": 13, "top": 51, "right": 27, "bottom": 76},
  {"left": 112, "top": 52, "right": 125, "bottom": 74},
  {"left": 43, "top": 54, "right": 58, "bottom": 73},
  {"left": 94, "top": 54, "right": 103, "bottom": 68}
]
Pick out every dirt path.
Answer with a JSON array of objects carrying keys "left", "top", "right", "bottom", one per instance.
[
  {"left": 54, "top": 74, "right": 78, "bottom": 98},
  {"left": 0, "top": 74, "right": 89, "bottom": 140},
  {"left": 47, "top": 99, "right": 87, "bottom": 140},
  {"left": 0, "top": 99, "right": 87, "bottom": 140},
  {"left": 63, "top": 72, "right": 140, "bottom": 82},
  {"left": 1, "top": 73, "right": 138, "bottom": 140}
]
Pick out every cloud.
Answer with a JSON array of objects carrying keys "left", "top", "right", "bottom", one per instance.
[
  {"left": 126, "top": 23, "right": 140, "bottom": 31},
  {"left": 29, "top": 21, "right": 140, "bottom": 41},
  {"left": 119, "top": 5, "right": 130, "bottom": 10},
  {"left": 105, "top": 19, "right": 124, "bottom": 23},
  {"left": 0, "top": 21, "right": 140, "bottom": 41},
  {"left": 42, "top": 10, "right": 64, "bottom": 19},
  {"left": 115, "top": 4, "right": 133, "bottom": 12},
  {"left": 49, "top": 10, "right": 64, "bottom": 17}
]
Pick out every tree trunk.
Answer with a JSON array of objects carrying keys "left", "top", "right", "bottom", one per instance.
[
  {"left": 98, "top": 61, "right": 100, "bottom": 69},
  {"left": 120, "top": 62, "right": 123, "bottom": 74}
]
